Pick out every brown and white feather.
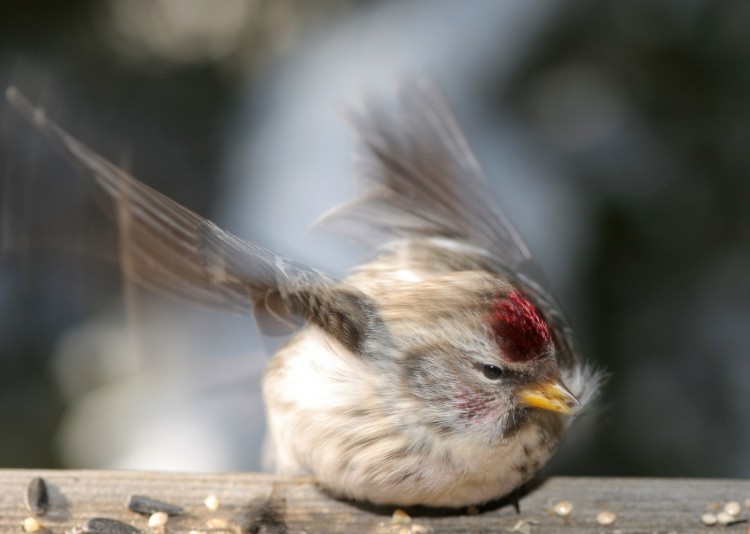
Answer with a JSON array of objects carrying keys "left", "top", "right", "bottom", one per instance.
[{"left": 6, "top": 84, "right": 601, "bottom": 508}]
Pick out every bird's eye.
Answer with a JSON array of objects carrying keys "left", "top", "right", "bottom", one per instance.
[{"left": 481, "top": 364, "right": 504, "bottom": 380}]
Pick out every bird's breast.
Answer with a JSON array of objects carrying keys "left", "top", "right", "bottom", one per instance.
[{"left": 262, "top": 326, "right": 565, "bottom": 506}]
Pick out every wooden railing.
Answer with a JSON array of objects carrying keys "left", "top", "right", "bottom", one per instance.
[{"left": 1, "top": 470, "right": 748, "bottom": 533}]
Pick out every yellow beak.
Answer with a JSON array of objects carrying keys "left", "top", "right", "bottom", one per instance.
[{"left": 516, "top": 380, "right": 579, "bottom": 416}]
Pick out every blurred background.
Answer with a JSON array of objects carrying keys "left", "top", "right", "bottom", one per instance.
[{"left": 1, "top": 0, "right": 749, "bottom": 479}]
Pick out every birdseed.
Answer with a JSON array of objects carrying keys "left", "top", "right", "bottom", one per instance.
[
  {"left": 25, "top": 477, "right": 49, "bottom": 516},
  {"left": 128, "top": 495, "right": 183, "bottom": 516},
  {"left": 148, "top": 512, "right": 169, "bottom": 528},
  {"left": 596, "top": 511, "right": 616, "bottom": 525},
  {"left": 206, "top": 518, "right": 230, "bottom": 529},
  {"left": 83, "top": 517, "right": 141, "bottom": 534},
  {"left": 552, "top": 500, "right": 573, "bottom": 516},
  {"left": 725, "top": 501, "right": 742, "bottom": 517},
  {"left": 22, "top": 517, "right": 42, "bottom": 533},
  {"left": 509, "top": 519, "right": 532, "bottom": 534},
  {"left": 392, "top": 509, "right": 411, "bottom": 524},
  {"left": 204, "top": 494, "right": 220, "bottom": 511},
  {"left": 701, "top": 513, "right": 718, "bottom": 526}
]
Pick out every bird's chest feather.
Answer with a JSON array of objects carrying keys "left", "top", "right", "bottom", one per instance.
[{"left": 263, "top": 327, "right": 564, "bottom": 507}]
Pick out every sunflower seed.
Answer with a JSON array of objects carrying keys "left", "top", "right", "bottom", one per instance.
[
  {"left": 25, "top": 477, "right": 49, "bottom": 516},
  {"left": 127, "top": 495, "right": 183, "bottom": 516},
  {"left": 83, "top": 517, "right": 141, "bottom": 534}
]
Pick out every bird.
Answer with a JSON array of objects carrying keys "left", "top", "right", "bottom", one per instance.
[{"left": 5, "top": 84, "right": 600, "bottom": 508}]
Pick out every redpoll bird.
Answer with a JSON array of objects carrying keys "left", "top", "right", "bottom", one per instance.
[{"left": 6, "top": 85, "right": 599, "bottom": 508}]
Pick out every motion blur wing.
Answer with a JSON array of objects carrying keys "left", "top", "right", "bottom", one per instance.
[
  {"left": 323, "top": 83, "right": 580, "bottom": 367},
  {"left": 5, "top": 87, "right": 379, "bottom": 354}
]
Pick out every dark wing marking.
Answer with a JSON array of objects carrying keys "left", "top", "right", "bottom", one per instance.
[{"left": 5, "top": 87, "right": 379, "bottom": 354}]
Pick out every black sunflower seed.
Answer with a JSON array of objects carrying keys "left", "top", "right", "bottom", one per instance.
[
  {"left": 25, "top": 477, "right": 49, "bottom": 516},
  {"left": 83, "top": 517, "right": 141, "bottom": 534},
  {"left": 127, "top": 494, "right": 183, "bottom": 516}
]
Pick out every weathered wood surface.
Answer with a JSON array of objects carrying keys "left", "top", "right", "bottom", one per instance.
[{"left": 1, "top": 470, "right": 748, "bottom": 533}]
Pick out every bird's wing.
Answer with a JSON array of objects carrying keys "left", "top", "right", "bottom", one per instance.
[
  {"left": 321, "top": 82, "right": 580, "bottom": 367},
  {"left": 320, "top": 83, "right": 540, "bottom": 275},
  {"left": 5, "top": 87, "right": 380, "bottom": 354}
]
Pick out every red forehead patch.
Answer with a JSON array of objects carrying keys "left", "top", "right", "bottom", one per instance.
[{"left": 492, "top": 291, "right": 552, "bottom": 362}]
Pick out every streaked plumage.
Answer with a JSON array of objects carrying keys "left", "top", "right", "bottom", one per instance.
[{"left": 6, "top": 84, "right": 600, "bottom": 507}]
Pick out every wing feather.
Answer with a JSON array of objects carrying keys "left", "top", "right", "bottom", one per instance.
[
  {"left": 322, "top": 82, "right": 580, "bottom": 367},
  {"left": 5, "top": 87, "right": 379, "bottom": 352},
  {"left": 322, "top": 83, "right": 537, "bottom": 275}
]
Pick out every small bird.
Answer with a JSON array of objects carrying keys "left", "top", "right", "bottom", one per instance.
[{"left": 6, "top": 84, "right": 600, "bottom": 508}]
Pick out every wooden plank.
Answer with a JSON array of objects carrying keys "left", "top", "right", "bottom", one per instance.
[{"left": 0, "top": 469, "right": 748, "bottom": 533}]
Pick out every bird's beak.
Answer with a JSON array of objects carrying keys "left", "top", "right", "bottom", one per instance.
[{"left": 516, "top": 380, "right": 579, "bottom": 416}]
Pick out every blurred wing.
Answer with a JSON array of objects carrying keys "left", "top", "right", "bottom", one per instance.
[
  {"left": 5, "top": 87, "right": 379, "bottom": 353},
  {"left": 322, "top": 83, "right": 580, "bottom": 367},
  {"left": 322, "top": 83, "right": 542, "bottom": 278}
]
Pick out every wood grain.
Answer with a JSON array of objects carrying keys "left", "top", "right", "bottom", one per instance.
[{"left": 1, "top": 470, "right": 748, "bottom": 533}]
